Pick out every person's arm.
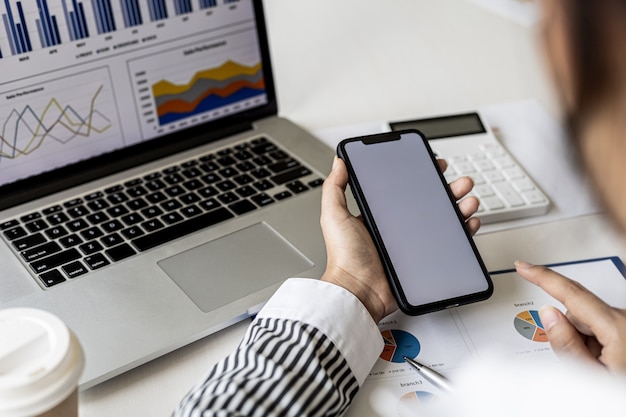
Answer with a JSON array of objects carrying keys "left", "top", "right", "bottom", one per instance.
[
  {"left": 173, "top": 157, "right": 479, "bottom": 416},
  {"left": 515, "top": 260, "right": 626, "bottom": 371},
  {"left": 172, "top": 278, "right": 383, "bottom": 417}
]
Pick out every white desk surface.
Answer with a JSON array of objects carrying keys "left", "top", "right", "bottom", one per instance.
[{"left": 80, "top": 1, "right": 626, "bottom": 415}]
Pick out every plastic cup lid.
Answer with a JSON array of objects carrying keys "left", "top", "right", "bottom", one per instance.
[{"left": 0, "top": 308, "right": 84, "bottom": 417}]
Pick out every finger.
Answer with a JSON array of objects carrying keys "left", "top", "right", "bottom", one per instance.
[
  {"left": 458, "top": 196, "right": 480, "bottom": 220},
  {"left": 538, "top": 305, "right": 599, "bottom": 363},
  {"left": 465, "top": 216, "right": 481, "bottom": 236},
  {"left": 449, "top": 176, "right": 474, "bottom": 201},
  {"left": 437, "top": 159, "right": 448, "bottom": 173},
  {"left": 515, "top": 261, "right": 614, "bottom": 335},
  {"left": 321, "top": 157, "right": 351, "bottom": 224}
]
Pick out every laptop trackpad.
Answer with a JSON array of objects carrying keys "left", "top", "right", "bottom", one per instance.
[{"left": 157, "top": 222, "right": 314, "bottom": 313}]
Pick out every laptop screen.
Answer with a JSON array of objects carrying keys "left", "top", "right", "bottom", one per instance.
[{"left": 0, "top": 0, "right": 276, "bottom": 208}]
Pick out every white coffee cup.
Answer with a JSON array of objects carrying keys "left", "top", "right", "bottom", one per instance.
[{"left": 0, "top": 308, "right": 84, "bottom": 417}]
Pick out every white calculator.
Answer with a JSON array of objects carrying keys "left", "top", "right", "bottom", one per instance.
[{"left": 389, "top": 112, "right": 550, "bottom": 224}]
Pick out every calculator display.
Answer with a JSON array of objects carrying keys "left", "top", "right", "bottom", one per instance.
[{"left": 389, "top": 113, "right": 486, "bottom": 140}]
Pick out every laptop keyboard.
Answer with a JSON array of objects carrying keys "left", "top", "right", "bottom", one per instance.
[{"left": 1, "top": 137, "right": 324, "bottom": 289}]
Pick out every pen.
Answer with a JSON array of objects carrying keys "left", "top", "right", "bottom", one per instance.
[{"left": 403, "top": 356, "right": 454, "bottom": 393}]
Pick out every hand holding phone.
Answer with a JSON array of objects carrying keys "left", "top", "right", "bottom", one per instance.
[{"left": 337, "top": 130, "right": 493, "bottom": 316}]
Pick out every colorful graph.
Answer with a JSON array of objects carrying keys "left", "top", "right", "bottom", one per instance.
[
  {"left": 380, "top": 329, "right": 421, "bottom": 363},
  {"left": 152, "top": 60, "right": 265, "bottom": 125},
  {"left": 0, "top": 85, "right": 112, "bottom": 161},
  {"left": 514, "top": 310, "right": 548, "bottom": 342},
  {"left": 398, "top": 391, "right": 434, "bottom": 417}
]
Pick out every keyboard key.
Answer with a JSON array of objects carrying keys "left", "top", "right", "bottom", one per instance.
[
  {"left": 161, "top": 199, "right": 182, "bottom": 212},
  {"left": 81, "top": 226, "right": 104, "bottom": 241},
  {"left": 253, "top": 180, "right": 274, "bottom": 191},
  {"left": 42, "top": 205, "right": 63, "bottom": 215},
  {"left": 4, "top": 226, "right": 27, "bottom": 241},
  {"left": 141, "top": 219, "right": 165, "bottom": 232},
  {"left": 161, "top": 212, "right": 184, "bottom": 225},
  {"left": 133, "top": 208, "right": 234, "bottom": 251},
  {"left": 39, "top": 269, "right": 66, "bottom": 287},
  {"left": 218, "top": 192, "right": 239, "bottom": 204},
  {"left": 62, "top": 261, "right": 88, "bottom": 279},
  {"left": 21, "top": 213, "right": 41, "bottom": 222},
  {"left": 67, "top": 205, "right": 89, "bottom": 218},
  {"left": 107, "top": 205, "right": 130, "bottom": 218},
  {"left": 30, "top": 248, "right": 81, "bottom": 274},
  {"left": 1, "top": 220, "right": 20, "bottom": 230},
  {"left": 268, "top": 159, "right": 300, "bottom": 173},
  {"left": 25, "top": 219, "right": 48, "bottom": 233},
  {"left": 229, "top": 200, "right": 257, "bottom": 215},
  {"left": 121, "top": 226, "right": 145, "bottom": 239},
  {"left": 121, "top": 213, "right": 144, "bottom": 226},
  {"left": 141, "top": 206, "right": 164, "bottom": 218},
  {"left": 126, "top": 186, "right": 148, "bottom": 198},
  {"left": 101, "top": 233, "right": 124, "bottom": 247},
  {"left": 45, "top": 226, "right": 68, "bottom": 239},
  {"left": 180, "top": 205, "right": 202, "bottom": 218},
  {"left": 22, "top": 241, "right": 62, "bottom": 262},
  {"left": 199, "top": 198, "right": 219, "bottom": 212},
  {"left": 101, "top": 220, "right": 124, "bottom": 233},
  {"left": 86, "top": 212, "right": 110, "bottom": 225},
  {"left": 271, "top": 167, "right": 312, "bottom": 185},
  {"left": 47, "top": 212, "right": 70, "bottom": 225},
  {"left": 249, "top": 193, "right": 273, "bottom": 206},
  {"left": 107, "top": 192, "right": 129, "bottom": 205},
  {"left": 87, "top": 199, "right": 110, "bottom": 211},
  {"left": 105, "top": 243, "right": 136, "bottom": 261},
  {"left": 12, "top": 233, "right": 47, "bottom": 251},
  {"left": 308, "top": 178, "right": 324, "bottom": 188},
  {"left": 146, "top": 191, "right": 167, "bottom": 204},
  {"left": 84, "top": 253, "right": 110, "bottom": 270},
  {"left": 63, "top": 198, "right": 84, "bottom": 208},
  {"left": 79, "top": 241, "right": 104, "bottom": 255},
  {"left": 127, "top": 197, "right": 149, "bottom": 211},
  {"left": 59, "top": 234, "right": 83, "bottom": 248},
  {"left": 66, "top": 219, "right": 89, "bottom": 232},
  {"left": 286, "top": 180, "right": 309, "bottom": 194},
  {"left": 274, "top": 191, "right": 292, "bottom": 200}
]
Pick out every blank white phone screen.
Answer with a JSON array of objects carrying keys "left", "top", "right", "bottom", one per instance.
[{"left": 344, "top": 132, "right": 489, "bottom": 306}]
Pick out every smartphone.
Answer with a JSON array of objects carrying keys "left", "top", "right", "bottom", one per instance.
[{"left": 337, "top": 130, "right": 493, "bottom": 316}]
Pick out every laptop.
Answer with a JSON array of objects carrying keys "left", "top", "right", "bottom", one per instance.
[{"left": 0, "top": 0, "right": 333, "bottom": 389}]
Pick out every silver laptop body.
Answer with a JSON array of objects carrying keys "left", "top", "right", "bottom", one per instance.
[{"left": 0, "top": 0, "right": 332, "bottom": 389}]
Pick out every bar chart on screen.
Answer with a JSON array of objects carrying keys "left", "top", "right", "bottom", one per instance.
[{"left": 0, "top": 0, "right": 243, "bottom": 56}]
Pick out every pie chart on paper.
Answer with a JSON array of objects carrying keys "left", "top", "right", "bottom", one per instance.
[
  {"left": 379, "top": 329, "right": 421, "bottom": 363},
  {"left": 514, "top": 310, "right": 548, "bottom": 342}
]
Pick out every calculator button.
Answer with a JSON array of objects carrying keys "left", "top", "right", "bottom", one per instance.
[
  {"left": 455, "top": 162, "right": 476, "bottom": 174},
  {"left": 483, "top": 171, "right": 505, "bottom": 183},
  {"left": 469, "top": 174, "right": 486, "bottom": 185},
  {"left": 513, "top": 178, "right": 536, "bottom": 192},
  {"left": 482, "top": 196, "right": 506, "bottom": 210},
  {"left": 503, "top": 167, "right": 525, "bottom": 180},
  {"left": 474, "top": 160, "right": 495, "bottom": 171},
  {"left": 474, "top": 185, "right": 496, "bottom": 198},
  {"left": 493, "top": 156, "right": 515, "bottom": 169},
  {"left": 494, "top": 183, "right": 525, "bottom": 207},
  {"left": 523, "top": 190, "right": 547, "bottom": 204}
]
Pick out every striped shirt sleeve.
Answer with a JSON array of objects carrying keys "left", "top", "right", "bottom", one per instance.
[{"left": 172, "top": 278, "right": 384, "bottom": 417}]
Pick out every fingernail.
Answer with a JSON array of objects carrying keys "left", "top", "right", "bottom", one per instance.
[
  {"left": 332, "top": 156, "right": 339, "bottom": 171},
  {"left": 514, "top": 260, "right": 534, "bottom": 269},
  {"left": 539, "top": 305, "right": 559, "bottom": 330}
]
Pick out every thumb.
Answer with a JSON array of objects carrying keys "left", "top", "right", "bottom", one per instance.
[{"left": 539, "top": 305, "right": 597, "bottom": 362}]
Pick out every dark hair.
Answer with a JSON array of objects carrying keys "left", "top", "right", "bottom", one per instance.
[{"left": 564, "top": 1, "right": 626, "bottom": 128}]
